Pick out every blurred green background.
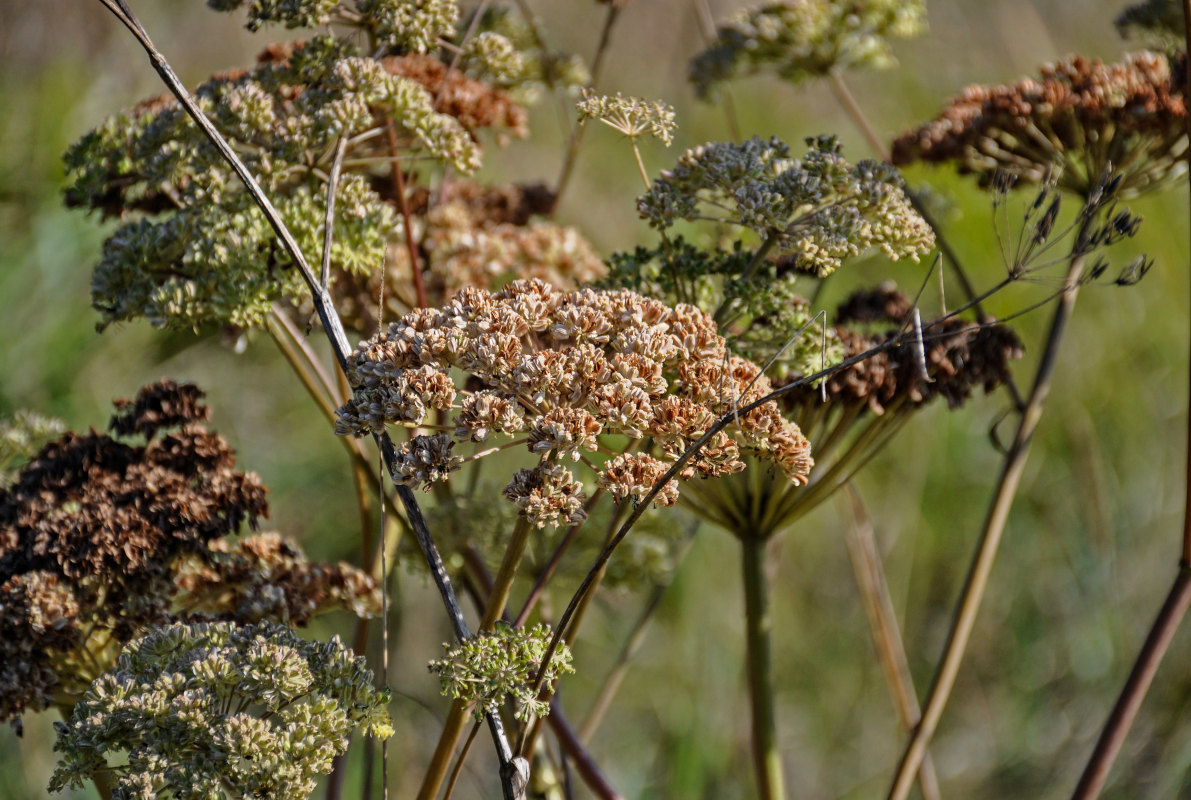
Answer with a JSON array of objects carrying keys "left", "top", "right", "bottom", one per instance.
[{"left": 2, "top": 0, "right": 1189, "bottom": 797}]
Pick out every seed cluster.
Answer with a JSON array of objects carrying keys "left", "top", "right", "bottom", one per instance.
[
  {"left": 891, "top": 51, "right": 1188, "bottom": 198},
  {"left": 336, "top": 280, "right": 813, "bottom": 527}
]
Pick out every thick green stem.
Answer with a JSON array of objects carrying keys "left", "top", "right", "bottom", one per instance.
[
  {"left": 480, "top": 516, "right": 533, "bottom": 631},
  {"left": 741, "top": 534, "right": 786, "bottom": 800}
]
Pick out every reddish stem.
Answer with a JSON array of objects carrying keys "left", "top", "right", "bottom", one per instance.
[{"left": 385, "top": 121, "right": 427, "bottom": 308}]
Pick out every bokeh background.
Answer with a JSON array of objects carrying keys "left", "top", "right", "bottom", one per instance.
[{"left": 1, "top": 0, "right": 1189, "bottom": 797}]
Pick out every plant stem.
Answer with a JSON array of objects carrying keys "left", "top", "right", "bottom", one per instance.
[
  {"left": 552, "top": 2, "right": 621, "bottom": 211},
  {"left": 480, "top": 516, "right": 533, "bottom": 631},
  {"left": 1071, "top": 566, "right": 1191, "bottom": 799},
  {"left": 384, "top": 124, "right": 427, "bottom": 308},
  {"left": 840, "top": 486, "right": 941, "bottom": 800},
  {"left": 886, "top": 222, "right": 1093, "bottom": 800},
  {"left": 741, "top": 533, "right": 786, "bottom": 800}
]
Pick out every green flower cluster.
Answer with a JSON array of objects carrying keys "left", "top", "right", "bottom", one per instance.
[
  {"left": 689, "top": 0, "right": 927, "bottom": 99},
  {"left": 638, "top": 136, "right": 934, "bottom": 278},
  {"left": 64, "top": 37, "right": 479, "bottom": 331},
  {"left": 209, "top": 0, "right": 460, "bottom": 54},
  {"left": 428, "top": 623, "right": 573, "bottom": 722},
  {"left": 50, "top": 621, "right": 391, "bottom": 800}
]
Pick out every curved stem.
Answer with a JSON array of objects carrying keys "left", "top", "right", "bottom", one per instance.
[
  {"left": 886, "top": 222, "right": 1093, "bottom": 800},
  {"left": 741, "top": 534, "right": 786, "bottom": 800},
  {"left": 480, "top": 516, "right": 533, "bottom": 631}
]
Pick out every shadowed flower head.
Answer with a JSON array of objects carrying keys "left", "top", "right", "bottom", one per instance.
[
  {"left": 690, "top": 0, "right": 927, "bottom": 99},
  {"left": 781, "top": 287, "right": 1025, "bottom": 415},
  {"left": 49, "top": 621, "right": 391, "bottom": 799},
  {"left": 891, "top": 51, "right": 1188, "bottom": 198},
  {"left": 336, "top": 280, "right": 813, "bottom": 526},
  {"left": 1116, "top": 0, "right": 1184, "bottom": 52},
  {"left": 0, "top": 381, "right": 378, "bottom": 727}
]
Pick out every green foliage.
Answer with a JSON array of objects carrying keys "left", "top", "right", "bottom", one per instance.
[
  {"left": 49, "top": 621, "right": 391, "bottom": 799},
  {"left": 689, "top": 0, "right": 927, "bottom": 99},
  {"left": 428, "top": 622, "right": 573, "bottom": 722}
]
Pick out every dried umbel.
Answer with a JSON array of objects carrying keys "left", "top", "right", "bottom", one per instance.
[
  {"left": 689, "top": 0, "right": 927, "bottom": 99},
  {"left": 336, "top": 280, "right": 813, "bottom": 527},
  {"left": 0, "top": 381, "right": 378, "bottom": 726},
  {"left": 891, "top": 51, "right": 1188, "bottom": 198},
  {"left": 49, "top": 621, "right": 392, "bottom": 799},
  {"left": 782, "top": 287, "right": 1025, "bottom": 416},
  {"left": 639, "top": 135, "right": 935, "bottom": 278},
  {"left": 429, "top": 622, "right": 573, "bottom": 722}
]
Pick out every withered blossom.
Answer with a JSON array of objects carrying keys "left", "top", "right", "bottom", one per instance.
[
  {"left": 0, "top": 381, "right": 378, "bottom": 727},
  {"left": 336, "top": 280, "right": 813, "bottom": 525},
  {"left": 891, "top": 51, "right": 1188, "bottom": 198}
]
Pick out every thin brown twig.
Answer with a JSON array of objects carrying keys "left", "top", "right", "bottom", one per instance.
[
  {"left": 1071, "top": 567, "right": 1191, "bottom": 798},
  {"left": 384, "top": 122, "right": 427, "bottom": 308},
  {"left": 552, "top": 2, "right": 622, "bottom": 212}
]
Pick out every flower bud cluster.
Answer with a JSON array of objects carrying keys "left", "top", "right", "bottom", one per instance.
[
  {"left": 336, "top": 280, "right": 813, "bottom": 527},
  {"left": 49, "top": 621, "right": 392, "bottom": 799},
  {"left": 639, "top": 135, "right": 934, "bottom": 277},
  {"left": 428, "top": 622, "right": 573, "bottom": 721},
  {"left": 891, "top": 51, "right": 1188, "bottom": 199},
  {"left": 689, "top": 0, "right": 927, "bottom": 99}
]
